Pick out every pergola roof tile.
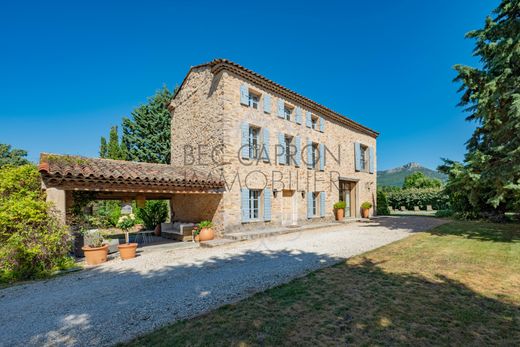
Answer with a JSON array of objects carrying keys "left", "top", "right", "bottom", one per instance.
[{"left": 39, "top": 153, "right": 224, "bottom": 190}]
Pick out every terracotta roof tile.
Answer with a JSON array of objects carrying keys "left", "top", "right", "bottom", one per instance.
[{"left": 39, "top": 153, "right": 224, "bottom": 190}]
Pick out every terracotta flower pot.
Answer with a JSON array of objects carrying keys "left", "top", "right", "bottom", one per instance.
[
  {"left": 362, "top": 208, "right": 370, "bottom": 218},
  {"left": 82, "top": 244, "right": 109, "bottom": 266},
  {"left": 335, "top": 208, "right": 345, "bottom": 221},
  {"left": 198, "top": 228, "right": 215, "bottom": 241},
  {"left": 118, "top": 243, "right": 138, "bottom": 260}
]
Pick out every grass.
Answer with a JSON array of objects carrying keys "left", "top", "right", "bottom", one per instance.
[{"left": 123, "top": 220, "right": 520, "bottom": 346}]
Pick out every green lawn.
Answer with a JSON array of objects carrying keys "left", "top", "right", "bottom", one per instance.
[{"left": 123, "top": 220, "right": 520, "bottom": 346}]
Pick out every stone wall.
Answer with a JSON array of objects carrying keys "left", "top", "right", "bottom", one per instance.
[{"left": 170, "top": 65, "right": 377, "bottom": 234}]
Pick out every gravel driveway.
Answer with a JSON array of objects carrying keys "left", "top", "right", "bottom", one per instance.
[{"left": 0, "top": 216, "right": 446, "bottom": 347}]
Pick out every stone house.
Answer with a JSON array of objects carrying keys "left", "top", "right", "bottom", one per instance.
[
  {"left": 170, "top": 59, "right": 378, "bottom": 234},
  {"left": 40, "top": 59, "right": 378, "bottom": 236}
]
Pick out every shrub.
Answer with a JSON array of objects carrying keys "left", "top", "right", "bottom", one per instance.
[
  {"left": 376, "top": 190, "right": 390, "bottom": 215},
  {"left": 386, "top": 187, "right": 449, "bottom": 211},
  {"left": 0, "top": 165, "right": 73, "bottom": 283},
  {"left": 333, "top": 201, "right": 346, "bottom": 209},
  {"left": 361, "top": 201, "right": 373, "bottom": 210},
  {"left": 435, "top": 209, "right": 454, "bottom": 218},
  {"left": 137, "top": 200, "right": 168, "bottom": 230}
]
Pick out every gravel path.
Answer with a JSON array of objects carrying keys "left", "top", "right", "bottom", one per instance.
[{"left": 0, "top": 216, "right": 446, "bottom": 347}]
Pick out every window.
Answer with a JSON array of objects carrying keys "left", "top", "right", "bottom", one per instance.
[
  {"left": 360, "top": 145, "right": 368, "bottom": 171},
  {"left": 249, "top": 127, "right": 260, "bottom": 159},
  {"left": 284, "top": 135, "right": 293, "bottom": 165},
  {"left": 284, "top": 106, "right": 292, "bottom": 121},
  {"left": 248, "top": 93, "right": 260, "bottom": 109},
  {"left": 311, "top": 192, "right": 319, "bottom": 216},
  {"left": 249, "top": 190, "right": 261, "bottom": 220},
  {"left": 311, "top": 116, "right": 319, "bottom": 130},
  {"left": 311, "top": 142, "right": 318, "bottom": 169}
]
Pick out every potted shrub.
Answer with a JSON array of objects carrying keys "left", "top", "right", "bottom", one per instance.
[
  {"left": 193, "top": 220, "right": 214, "bottom": 242},
  {"left": 117, "top": 214, "right": 138, "bottom": 260},
  {"left": 333, "top": 201, "right": 346, "bottom": 221},
  {"left": 81, "top": 230, "right": 108, "bottom": 266},
  {"left": 361, "top": 201, "right": 373, "bottom": 218}
]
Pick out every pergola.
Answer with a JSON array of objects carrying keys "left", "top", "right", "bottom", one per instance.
[{"left": 38, "top": 153, "right": 224, "bottom": 225}]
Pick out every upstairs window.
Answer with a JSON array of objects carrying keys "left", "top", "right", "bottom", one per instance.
[
  {"left": 311, "top": 142, "right": 318, "bottom": 169},
  {"left": 249, "top": 127, "right": 260, "bottom": 159},
  {"left": 248, "top": 92, "right": 260, "bottom": 109},
  {"left": 284, "top": 135, "right": 293, "bottom": 165},
  {"left": 360, "top": 144, "right": 368, "bottom": 171},
  {"left": 311, "top": 115, "right": 319, "bottom": 130},
  {"left": 284, "top": 106, "right": 292, "bottom": 121}
]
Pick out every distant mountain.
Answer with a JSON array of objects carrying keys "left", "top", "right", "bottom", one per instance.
[{"left": 377, "top": 162, "right": 447, "bottom": 187}]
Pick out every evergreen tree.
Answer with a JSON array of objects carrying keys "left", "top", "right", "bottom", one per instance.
[
  {"left": 99, "top": 137, "right": 108, "bottom": 158},
  {"left": 100, "top": 126, "right": 126, "bottom": 160},
  {"left": 122, "top": 86, "right": 174, "bottom": 164},
  {"left": 0, "top": 144, "right": 29, "bottom": 168},
  {"left": 440, "top": 0, "right": 520, "bottom": 219}
]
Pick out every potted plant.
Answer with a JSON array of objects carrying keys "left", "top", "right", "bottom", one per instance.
[
  {"left": 333, "top": 201, "right": 346, "bottom": 221},
  {"left": 193, "top": 220, "right": 214, "bottom": 242},
  {"left": 117, "top": 214, "right": 138, "bottom": 260},
  {"left": 81, "top": 230, "right": 108, "bottom": 265},
  {"left": 361, "top": 201, "right": 373, "bottom": 218}
]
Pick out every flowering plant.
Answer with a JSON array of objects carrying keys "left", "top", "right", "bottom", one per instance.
[{"left": 117, "top": 214, "right": 136, "bottom": 243}]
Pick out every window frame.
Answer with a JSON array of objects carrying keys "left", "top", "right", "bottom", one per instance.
[
  {"left": 249, "top": 126, "right": 260, "bottom": 159},
  {"left": 360, "top": 145, "right": 368, "bottom": 172},
  {"left": 248, "top": 92, "right": 260, "bottom": 109},
  {"left": 311, "top": 115, "right": 319, "bottom": 130},
  {"left": 248, "top": 189, "right": 261, "bottom": 220},
  {"left": 284, "top": 135, "right": 293, "bottom": 166},
  {"left": 284, "top": 105, "right": 293, "bottom": 121},
  {"left": 311, "top": 142, "right": 319, "bottom": 169},
  {"left": 311, "top": 192, "right": 319, "bottom": 217}
]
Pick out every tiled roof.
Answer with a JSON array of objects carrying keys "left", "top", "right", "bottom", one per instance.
[
  {"left": 174, "top": 58, "right": 379, "bottom": 138},
  {"left": 39, "top": 153, "right": 224, "bottom": 190}
]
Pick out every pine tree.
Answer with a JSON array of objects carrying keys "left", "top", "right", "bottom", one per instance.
[
  {"left": 99, "top": 137, "right": 108, "bottom": 158},
  {"left": 122, "top": 86, "right": 174, "bottom": 164},
  {"left": 103, "top": 126, "right": 126, "bottom": 160},
  {"left": 441, "top": 0, "right": 520, "bottom": 218}
]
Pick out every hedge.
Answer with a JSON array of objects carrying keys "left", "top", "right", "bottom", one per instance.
[{"left": 386, "top": 188, "right": 449, "bottom": 211}]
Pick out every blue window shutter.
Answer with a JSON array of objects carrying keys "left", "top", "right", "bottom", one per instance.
[
  {"left": 306, "top": 111, "right": 312, "bottom": 128},
  {"left": 241, "top": 123, "right": 250, "bottom": 159},
  {"left": 319, "top": 116, "right": 325, "bottom": 132},
  {"left": 319, "top": 143, "right": 325, "bottom": 171},
  {"left": 369, "top": 146, "right": 374, "bottom": 174},
  {"left": 262, "top": 128, "right": 270, "bottom": 162},
  {"left": 354, "top": 142, "right": 362, "bottom": 171},
  {"left": 320, "top": 192, "right": 326, "bottom": 217},
  {"left": 240, "top": 84, "right": 249, "bottom": 106},
  {"left": 307, "top": 193, "right": 313, "bottom": 219},
  {"left": 294, "top": 136, "right": 301, "bottom": 167},
  {"left": 295, "top": 107, "right": 302, "bottom": 124},
  {"left": 278, "top": 132, "right": 285, "bottom": 165},
  {"left": 277, "top": 99, "right": 285, "bottom": 118},
  {"left": 263, "top": 95, "right": 271, "bottom": 114},
  {"left": 263, "top": 188, "right": 272, "bottom": 221},
  {"left": 241, "top": 188, "right": 250, "bottom": 222}
]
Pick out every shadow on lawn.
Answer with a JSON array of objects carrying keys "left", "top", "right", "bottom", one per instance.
[
  {"left": 124, "top": 257, "right": 520, "bottom": 346},
  {"left": 0, "top": 248, "right": 340, "bottom": 347}
]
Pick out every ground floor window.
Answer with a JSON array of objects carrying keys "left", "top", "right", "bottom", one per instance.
[
  {"left": 249, "top": 189, "right": 261, "bottom": 220},
  {"left": 312, "top": 192, "right": 319, "bottom": 216}
]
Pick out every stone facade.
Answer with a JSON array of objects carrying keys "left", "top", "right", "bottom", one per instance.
[{"left": 170, "top": 61, "right": 378, "bottom": 234}]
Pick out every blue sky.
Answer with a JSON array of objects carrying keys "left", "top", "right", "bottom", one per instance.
[{"left": 0, "top": 0, "right": 496, "bottom": 170}]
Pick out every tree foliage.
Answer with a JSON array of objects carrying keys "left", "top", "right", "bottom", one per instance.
[
  {"left": 0, "top": 144, "right": 29, "bottom": 168},
  {"left": 121, "top": 86, "right": 174, "bottom": 164},
  {"left": 403, "top": 172, "right": 442, "bottom": 189},
  {"left": 100, "top": 126, "right": 127, "bottom": 160},
  {"left": 441, "top": 0, "right": 520, "bottom": 219},
  {"left": 386, "top": 188, "right": 450, "bottom": 211}
]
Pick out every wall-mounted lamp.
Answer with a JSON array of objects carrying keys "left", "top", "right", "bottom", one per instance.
[
  {"left": 301, "top": 191, "right": 306, "bottom": 199},
  {"left": 273, "top": 190, "right": 278, "bottom": 198}
]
